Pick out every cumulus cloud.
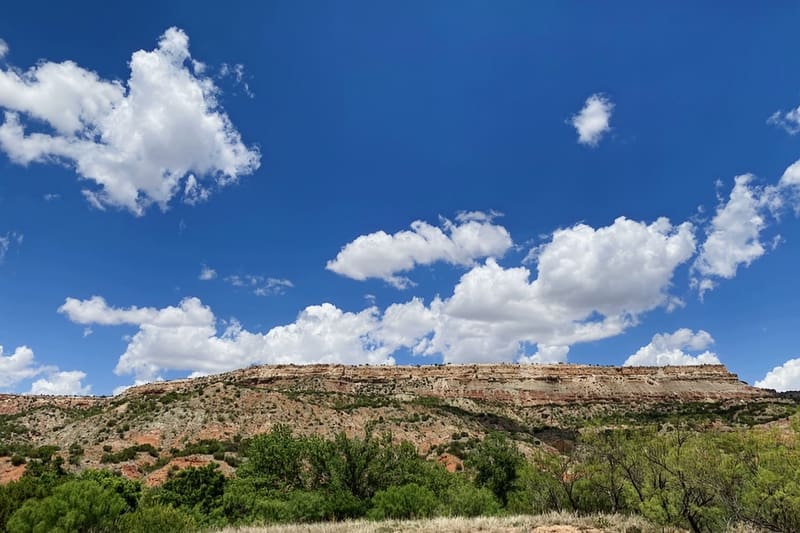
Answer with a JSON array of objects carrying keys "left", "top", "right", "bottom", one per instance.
[
  {"left": 30, "top": 370, "right": 91, "bottom": 395},
  {"left": 420, "top": 216, "right": 695, "bottom": 363},
  {"left": 571, "top": 94, "right": 614, "bottom": 146},
  {"left": 59, "top": 296, "right": 432, "bottom": 383},
  {"left": 0, "top": 231, "right": 23, "bottom": 261},
  {"left": 225, "top": 274, "right": 294, "bottom": 296},
  {"left": 692, "top": 175, "right": 779, "bottom": 295},
  {"left": 623, "top": 329, "right": 721, "bottom": 367},
  {"left": 198, "top": 265, "right": 217, "bottom": 281},
  {"left": 518, "top": 345, "right": 570, "bottom": 365},
  {"left": 768, "top": 107, "right": 800, "bottom": 135},
  {"left": 780, "top": 159, "right": 800, "bottom": 189},
  {"left": 64, "top": 214, "right": 699, "bottom": 379},
  {"left": 0, "top": 27, "right": 260, "bottom": 215},
  {"left": 0, "top": 345, "right": 42, "bottom": 388},
  {"left": 755, "top": 358, "right": 800, "bottom": 391},
  {"left": 0, "top": 343, "right": 89, "bottom": 394},
  {"left": 326, "top": 212, "right": 513, "bottom": 288}
]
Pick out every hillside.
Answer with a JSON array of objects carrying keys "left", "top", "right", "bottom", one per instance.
[{"left": 0, "top": 363, "right": 790, "bottom": 486}]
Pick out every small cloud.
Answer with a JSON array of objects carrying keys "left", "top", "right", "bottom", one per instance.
[
  {"left": 0, "top": 39, "right": 8, "bottom": 60},
  {"left": 198, "top": 264, "right": 217, "bottom": 281},
  {"left": 0, "top": 231, "right": 23, "bottom": 262},
  {"left": 82, "top": 327, "right": 93, "bottom": 338},
  {"left": 219, "top": 62, "right": 254, "bottom": 98},
  {"left": 570, "top": 94, "right": 614, "bottom": 147},
  {"left": 623, "top": 329, "right": 720, "bottom": 367},
  {"left": 768, "top": 107, "right": 800, "bottom": 135},
  {"left": 225, "top": 273, "right": 294, "bottom": 296},
  {"left": 29, "top": 370, "right": 91, "bottom": 396},
  {"left": 756, "top": 357, "right": 800, "bottom": 391},
  {"left": 43, "top": 193, "right": 61, "bottom": 202}
]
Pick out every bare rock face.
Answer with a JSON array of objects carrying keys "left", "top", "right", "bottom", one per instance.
[
  {"left": 206, "top": 363, "right": 769, "bottom": 405},
  {"left": 0, "top": 364, "right": 780, "bottom": 484}
]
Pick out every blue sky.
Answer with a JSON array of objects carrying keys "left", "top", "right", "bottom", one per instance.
[{"left": 2, "top": 2, "right": 800, "bottom": 395}]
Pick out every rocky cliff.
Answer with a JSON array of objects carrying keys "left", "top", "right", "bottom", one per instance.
[{"left": 0, "top": 363, "right": 787, "bottom": 485}]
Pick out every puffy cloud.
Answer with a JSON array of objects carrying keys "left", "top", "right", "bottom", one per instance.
[
  {"left": 64, "top": 216, "right": 697, "bottom": 377},
  {"left": 58, "top": 295, "right": 200, "bottom": 326},
  {"left": 692, "top": 175, "right": 778, "bottom": 295},
  {"left": 0, "top": 231, "right": 22, "bottom": 261},
  {"left": 623, "top": 329, "right": 720, "bottom": 367},
  {"left": 29, "top": 371, "right": 91, "bottom": 396},
  {"left": 225, "top": 274, "right": 294, "bottom": 296},
  {"left": 421, "top": 216, "right": 695, "bottom": 363},
  {"left": 518, "top": 345, "right": 570, "bottom": 365},
  {"left": 326, "top": 212, "right": 513, "bottom": 288},
  {"left": 780, "top": 159, "right": 800, "bottom": 189},
  {"left": 571, "top": 94, "right": 614, "bottom": 146},
  {"left": 198, "top": 265, "right": 217, "bottom": 281},
  {"left": 59, "top": 296, "right": 430, "bottom": 383},
  {"left": 768, "top": 107, "right": 800, "bottom": 135},
  {"left": 755, "top": 358, "right": 800, "bottom": 391},
  {"left": 0, "top": 345, "right": 42, "bottom": 388},
  {"left": 533, "top": 217, "right": 696, "bottom": 318},
  {"left": 0, "top": 344, "right": 89, "bottom": 394},
  {"left": 0, "top": 27, "right": 259, "bottom": 215}
]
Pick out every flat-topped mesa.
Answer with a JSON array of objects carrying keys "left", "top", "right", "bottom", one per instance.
[
  {"left": 0, "top": 393, "right": 104, "bottom": 416},
  {"left": 128, "top": 363, "right": 772, "bottom": 406}
]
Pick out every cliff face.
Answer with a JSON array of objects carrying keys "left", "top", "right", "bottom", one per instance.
[
  {"left": 0, "top": 364, "right": 783, "bottom": 486},
  {"left": 129, "top": 363, "right": 770, "bottom": 405}
]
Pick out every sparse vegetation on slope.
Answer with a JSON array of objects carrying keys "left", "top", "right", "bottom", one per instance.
[{"left": 0, "top": 364, "right": 798, "bottom": 532}]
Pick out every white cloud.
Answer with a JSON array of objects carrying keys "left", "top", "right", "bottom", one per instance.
[
  {"left": 768, "top": 107, "right": 800, "bottom": 135},
  {"left": 29, "top": 371, "right": 91, "bottom": 395},
  {"left": 518, "top": 345, "right": 570, "bottom": 365},
  {"left": 0, "top": 27, "right": 260, "bottom": 215},
  {"left": 0, "top": 39, "right": 8, "bottom": 60},
  {"left": 219, "top": 63, "right": 253, "bottom": 98},
  {"left": 755, "top": 358, "right": 800, "bottom": 391},
  {"left": 692, "top": 175, "right": 778, "bottom": 295},
  {"left": 43, "top": 193, "right": 60, "bottom": 202},
  {"left": 0, "top": 231, "right": 23, "bottom": 261},
  {"left": 225, "top": 274, "right": 294, "bottom": 296},
  {"left": 0, "top": 345, "right": 42, "bottom": 388},
  {"left": 59, "top": 296, "right": 430, "bottom": 383},
  {"left": 0, "top": 343, "right": 89, "bottom": 394},
  {"left": 63, "top": 214, "right": 698, "bottom": 379},
  {"left": 326, "top": 212, "right": 513, "bottom": 288},
  {"left": 422, "top": 216, "right": 694, "bottom": 363},
  {"left": 198, "top": 265, "right": 217, "bottom": 281},
  {"left": 571, "top": 94, "right": 614, "bottom": 146},
  {"left": 623, "top": 329, "right": 721, "bottom": 367},
  {"left": 780, "top": 159, "right": 800, "bottom": 189}
]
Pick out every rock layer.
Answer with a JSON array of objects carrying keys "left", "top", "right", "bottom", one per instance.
[{"left": 128, "top": 363, "right": 771, "bottom": 405}]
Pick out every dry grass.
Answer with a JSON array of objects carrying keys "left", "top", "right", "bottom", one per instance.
[
  {"left": 215, "top": 512, "right": 771, "bottom": 533},
  {"left": 215, "top": 512, "right": 689, "bottom": 533}
]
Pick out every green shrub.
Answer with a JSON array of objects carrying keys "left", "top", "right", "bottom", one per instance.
[
  {"left": 6, "top": 479, "right": 125, "bottom": 533},
  {"left": 284, "top": 490, "right": 332, "bottom": 522},
  {"left": 158, "top": 463, "right": 226, "bottom": 514},
  {"left": 9, "top": 455, "right": 25, "bottom": 467},
  {"left": 368, "top": 483, "right": 439, "bottom": 520},
  {"left": 117, "top": 504, "right": 196, "bottom": 533},
  {"left": 467, "top": 432, "right": 524, "bottom": 505},
  {"left": 80, "top": 469, "right": 142, "bottom": 512},
  {"left": 442, "top": 480, "right": 501, "bottom": 517}
]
